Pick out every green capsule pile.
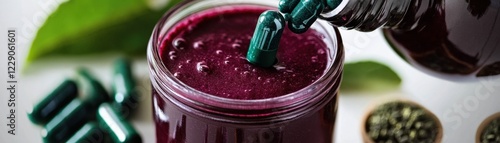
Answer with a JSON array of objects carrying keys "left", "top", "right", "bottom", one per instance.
[
  {"left": 27, "top": 79, "right": 78, "bottom": 125},
  {"left": 480, "top": 116, "right": 500, "bottom": 143},
  {"left": 28, "top": 58, "right": 141, "bottom": 143},
  {"left": 365, "top": 101, "right": 440, "bottom": 143},
  {"left": 247, "top": 0, "right": 343, "bottom": 67},
  {"left": 278, "top": 0, "right": 343, "bottom": 33}
]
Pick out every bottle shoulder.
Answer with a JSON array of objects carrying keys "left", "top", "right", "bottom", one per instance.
[{"left": 385, "top": 0, "right": 500, "bottom": 79}]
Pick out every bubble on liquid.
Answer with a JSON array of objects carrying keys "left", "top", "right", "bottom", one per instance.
[
  {"left": 196, "top": 61, "right": 210, "bottom": 74},
  {"left": 169, "top": 51, "right": 176, "bottom": 56},
  {"left": 224, "top": 60, "right": 230, "bottom": 65},
  {"left": 242, "top": 71, "right": 250, "bottom": 75},
  {"left": 225, "top": 56, "right": 231, "bottom": 60},
  {"left": 172, "top": 38, "right": 186, "bottom": 50},
  {"left": 265, "top": 78, "right": 272, "bottom": 83},
  {"left": 232, "top": 43, "right": 241, "bottom": 49},
  {"left": 273, "top": 64, "right": 286, "bottom": 71},
  {"left": 187, "top": 25, "right": 195, "bottom": 31},
  {"left": 169, "top": 55, "right": 177, "bottom": 60},
  {"left": 315, "top": 75, "right": 321, "bottom": 79},
  {"left": 311, "top": 56, "right": 318, "bottom": 63},
  {"left": 193, "top": 41, "right": 204, "bottom": 49},
  {"left": 234, "top": 67, "right": 240, "bottom": 71},
  {"left": 178, "top": 65, "right": 183, "bottom": 69},
  {"left": 216, "top": 50, "right": 223, "bottom": 55},
  {"left": 258, "top": 77, "right": 262, "bottom": 80},
  {"left": 186, "top": 60, "right": 191, "bottom": 64},
  {"left": 173, "top": 72, "right": 181, "bottom": 77},
  {"left": 317, "top": 49, "right": 325, "bottom": 54},
  {"left": 252, "top": 69, "right": 257, "bottom": 73}
]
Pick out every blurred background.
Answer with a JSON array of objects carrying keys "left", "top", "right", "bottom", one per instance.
[{"left": 1, "top": 0, "right": 499, "bottom": 142}]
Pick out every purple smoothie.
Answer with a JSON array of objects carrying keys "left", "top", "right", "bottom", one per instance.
[
  {"left": 159, "top": 7, "right": 328, "bottom": 100},
  {"left": 151, "top": 5, "right": 340, "bottom": 143}
]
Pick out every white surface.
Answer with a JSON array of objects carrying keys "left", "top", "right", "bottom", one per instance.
[{"left": 1, "top": 0, "right": 500, "bottom": 143}]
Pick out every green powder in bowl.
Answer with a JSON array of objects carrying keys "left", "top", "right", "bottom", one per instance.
[
  {"left": 364, "top": 101, "right": 441, "bottom": 143},
  {"left": 479, "top": 115, "right": 500, "bottom": 143}
]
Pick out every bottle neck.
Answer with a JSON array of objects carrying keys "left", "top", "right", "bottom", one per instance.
[{"left": 320, "top": 0, "right": 415, "bottom": 32}]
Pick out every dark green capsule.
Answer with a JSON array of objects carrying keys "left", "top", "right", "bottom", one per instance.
[
  {"left": 247, "top": 10, "right": 285, "bottom": 67},
  {"left": 66, "top": 122, "right": 107, "bottom": 143},
  {"left": 112, "top": 58, "right": 139, "bottom": 118},
  {"left": 289, "top": 0, "right": 324, "bottom": 33},
  {"left": 28, "top": 79, "right": 78, "bottom": 125},
  {"left": 77, "top": 68, "right": 110, "bottom": 108},
  {"left": 325, "top": 0, "right": 343, "bottom": 10},
  {"left": 279, "top": 0, "right": 300, "bottom": 13},
  {"left": 42, "top": 99, "right": 91, "bottom": 143},
  {"left": 97, "top": 103, "right": 142, "bottom": 143}
]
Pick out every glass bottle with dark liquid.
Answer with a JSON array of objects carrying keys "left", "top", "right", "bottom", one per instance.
[{"left": 320, "top": 0, "right": 500, "bottom": 80}]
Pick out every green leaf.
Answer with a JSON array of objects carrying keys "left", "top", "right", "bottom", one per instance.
[
  {"left": 340, "top": 61, "right": 402, "bottom": 92},
  {"left": 27, "top": 0, "right": 182, "bottom": 63}
]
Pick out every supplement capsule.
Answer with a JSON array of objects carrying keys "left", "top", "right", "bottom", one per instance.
[
  {"left": 77, "top": 68, "right": 110, "bottom": 108},
  {"left": 112, "top": 58, "right": 139, "bottom": 118},
  {"left": 325, "top": 0, "right": 343, "bottom": 10},
  {"left": 42, "top": 99, "right": 91, "bottom": 143},
  {"left": 278, "top": 0, "right": 300, "bottom": 13},
  {"left": 247, "top": 10, "right": 286, "bottom": 67},
  {"left": 289, "top": 0, "right": 324, "bottom": 33},
  {"left": 97, "top": 103, "right": 142, "bottom": 143},
  {"left": 66, "top": 122, "right": 107, "bottom": 143},
  {"left": 28, "top": 79, "right": 78, "bottom": 125}
]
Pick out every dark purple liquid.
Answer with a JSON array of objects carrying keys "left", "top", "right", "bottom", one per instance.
[
  {"left": 152, "top": 6, "right": 338, "bottom": 143},
  {"left": 384, "top": 0, "right": 500, "bottom": 80},
  {"left": 159, "top": 7, "right": 328, "bottom": 99}
]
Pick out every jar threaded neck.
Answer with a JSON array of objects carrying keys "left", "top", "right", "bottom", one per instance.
[{"left": 321, "top": 0, "right": 414, "bottom": 31}]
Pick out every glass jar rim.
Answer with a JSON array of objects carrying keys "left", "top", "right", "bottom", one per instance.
[{"left": 148, "top": 0, "right": 343, "bottom": 116}]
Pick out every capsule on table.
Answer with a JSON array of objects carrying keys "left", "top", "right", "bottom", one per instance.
[
  {"left": 42, "top": 99, "right": 91, "bottom": 143},
  {"left": 97, "top": 103, "right": 142, "bottom": 143},
  {"left": 289, "top": 0, "right": 324, "bottom": 33},
  {"left": 77, "top": 68, "right": 110, "bottom": 108},
  {"left": 247, "top": 10, "right": 286, "bottom": 67},
  {"left": 66, "top": 122, "right": 108, "bottom": 143},
  {"left": 279, "top": 0, "right": 300, "bottom": 13},
  {"left": 28, "top": 79, "right": 78, "bottom": 125},
  {"left": 112, "top": 58, "right": 139, "bottom": 118}
]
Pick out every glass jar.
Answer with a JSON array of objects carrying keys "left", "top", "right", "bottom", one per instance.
[{"left": 147, "top": 0, "right": 344, "bottom": 143}]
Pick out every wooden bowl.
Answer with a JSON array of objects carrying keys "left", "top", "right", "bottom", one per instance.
[
  {"left": 476, "top": 112, "right": 500, "bottom": 143},
  {"left": 360, "top": 99, "right": 443, "bottom": 143}
]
